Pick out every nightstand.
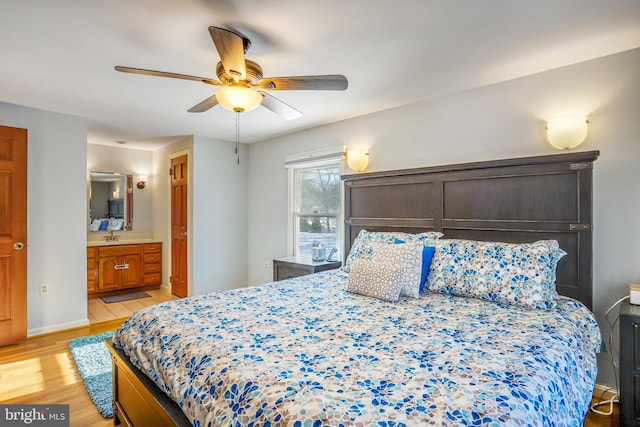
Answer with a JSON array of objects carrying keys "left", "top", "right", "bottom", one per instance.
[
  {"left": 620, "top": 299, "right": 640, "bottom": 426},
  {"left": 273, "top": 256, "right": 341, "bottom": 281}
]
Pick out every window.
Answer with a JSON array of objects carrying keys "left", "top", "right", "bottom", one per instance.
[{"left": 289, "top": 163, "right": 342, "bottom": 258}]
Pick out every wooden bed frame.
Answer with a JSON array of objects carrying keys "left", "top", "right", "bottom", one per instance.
[{"left": 107, "top": 150, "right": 599, "bottom": 426}]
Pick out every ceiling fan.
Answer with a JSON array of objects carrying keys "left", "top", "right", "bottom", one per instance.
[{"left": 115, "top": 26, "right": 348, "bottom": 120}]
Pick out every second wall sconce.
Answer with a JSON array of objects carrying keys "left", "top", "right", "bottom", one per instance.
[
  {"left": 546, "top": 113, "right": 589, "bottom": 150},
  {"left": 137, "top": 175, "right": 147, "bottom": 189},
  {"left": 347, "top": 149, "right": 369, "bottom": 172}
]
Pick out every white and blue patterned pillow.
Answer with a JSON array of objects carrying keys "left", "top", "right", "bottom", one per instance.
[
  {"left": 107, "top": 218, "right": 124, "bottom": 231},
  {"left": 426, "top": 239, "right": 566, "bottom": 310},
  {"left": 372, "top": 242, "right": 423, "bottom": 298},
  {"left": 344, "top": 229, "right": 443, "bottom": 272},
  {"left": 346, "top": 257, "right": 404, "bottom": 302}
]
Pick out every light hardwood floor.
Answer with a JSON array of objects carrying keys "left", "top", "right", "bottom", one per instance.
[
  {"left": 0, "top": 287, "right": 620, "bottom": 427},
  {"left": 0, "top": 288, "right": 177, "bottom": 427},
  {"left": 0, "top": 318, "right": 124, "bottom": 427}
]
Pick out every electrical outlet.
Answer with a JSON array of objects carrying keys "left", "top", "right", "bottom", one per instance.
[
  {"left": 263, "top": 261, "right": 269, "bottom": 270},
  {"left": 40, "top": 284, "right": 48, "bottom": 295}
]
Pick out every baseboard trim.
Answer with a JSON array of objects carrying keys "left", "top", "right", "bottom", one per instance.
[
  {"left": 27, "top": 318, "right": 90, "bottom": 338},
  {"left": 593, "top": 383, "right": 619, "bottom": 400}
]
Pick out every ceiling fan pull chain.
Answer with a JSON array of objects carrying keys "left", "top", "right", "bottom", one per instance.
[{"left": 235, "top": 111, "right": 240, "bottom": 165}]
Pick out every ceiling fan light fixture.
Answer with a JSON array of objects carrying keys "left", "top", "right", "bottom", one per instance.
[
  {"left": 216, "top": 84, "right": 262, "bottom": 113},
  {"left": 115, "top": 26, "right": 348, "bottom": 121}
]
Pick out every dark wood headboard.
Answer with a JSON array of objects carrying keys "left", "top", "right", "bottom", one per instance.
[{"left": 342, "top": 151, "right": 599, "bottom": 309}]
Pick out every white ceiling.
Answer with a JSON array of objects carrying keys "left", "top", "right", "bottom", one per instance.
[{"left": 2, "top": 0, "right": 639, "bottom": 150}]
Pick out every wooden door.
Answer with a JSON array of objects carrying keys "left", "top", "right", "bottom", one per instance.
[
  {"left": 170, "top": 155, "right": 188, "bottom": 298},
  {"left": 0, "top": 126, "right": 27, "bottom": 346}
]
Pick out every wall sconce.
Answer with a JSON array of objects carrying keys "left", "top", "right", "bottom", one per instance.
[
  {"left": 136, "top": 175, "right": 147, "bottom": 189},
  {"left": 546, "top": 114, "right": 589, "bottom": 150},
  {"left": 347, "top": 149, "right": 369, "bottom": 172}
]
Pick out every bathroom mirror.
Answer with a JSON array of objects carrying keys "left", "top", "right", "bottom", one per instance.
[{"left": 89, "top": 172, "right": 133, "bottom": 231}]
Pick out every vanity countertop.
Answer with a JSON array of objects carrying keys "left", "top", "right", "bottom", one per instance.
[
  {"left": 87, "top": 232, "right": 157, "bottom": 247},
  {"left": 87, "top": 239, "right": 159, "bottom": 247}
]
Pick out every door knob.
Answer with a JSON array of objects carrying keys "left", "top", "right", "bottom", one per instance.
[
  {"left": 13, "top": 242, "right": 24, "bottom": 250},
  {"left": 181, "top": 232, "right": 188, "bottom": 237}
]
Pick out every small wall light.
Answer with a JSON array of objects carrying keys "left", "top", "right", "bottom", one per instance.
[
  {"left": 347, "top": 149, "right": 370, "bottom": 172},
  {"left": 137, "top": 175, "right": 147, "bottom": 189},
  {"left": 546, "top": 113, "right": 589, "bottom": 150}
]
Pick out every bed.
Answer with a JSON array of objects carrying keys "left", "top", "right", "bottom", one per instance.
[{"left": 107, "top": 150, "right": 601, "bottom": 426}]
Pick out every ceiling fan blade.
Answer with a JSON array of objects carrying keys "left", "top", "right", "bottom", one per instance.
[
  {"left": 259, "top": 91, "right": 302, "bottom": 120},
  {"left": 187, "top": 95, "right": 219, "bottom": 113},
  {"left": 254, "top": 75, "right": 348, "bottom": 91},
  {"left": 208, "top": 26, "right": 248, "bottom": 81},
  {"left": 115, "top": 66, "right": 222, "bottom": 86}
]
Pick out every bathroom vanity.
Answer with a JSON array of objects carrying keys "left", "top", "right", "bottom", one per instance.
[{"left": 87, "top": 242, "right": 162, "bottom": 298}]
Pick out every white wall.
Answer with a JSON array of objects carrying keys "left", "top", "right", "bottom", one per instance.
[
  {"left": 87, "top": 144, "right": 154, "bottom": 234},
  {"left": 153, "top": 136, "right": 249, "bottom": 296},
  {"left": 0, "top": 102, "right": 89, "bottom": 335},
  {"left": 247, "top": 48, "right": 640, "bottom": 390},
  {"left": 191, "top": 136, "right": 249, "bottom": 293}
]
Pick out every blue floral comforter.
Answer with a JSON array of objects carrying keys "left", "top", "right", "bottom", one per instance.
[{"left": 113, "top": 269, "right": 601, "bottom": 426}]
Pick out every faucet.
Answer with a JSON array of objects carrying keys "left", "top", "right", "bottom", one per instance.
[{"left": 106, "top": 230, "right": 119, "bottom": 242}]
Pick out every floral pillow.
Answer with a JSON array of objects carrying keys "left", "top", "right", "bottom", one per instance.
[
  {"left": 346, "top": 257, "right": 404, "bottom": 302},
  {"left": 372, "top": 242, "right": 423, "bottom": 298},
  {"left": 426, "top": 239, "right": 566, "bottom": 310},
  {"left": 344, "top": 229, "right": 443, "bottom": 272}
]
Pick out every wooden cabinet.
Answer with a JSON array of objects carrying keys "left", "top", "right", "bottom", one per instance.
[
  {"left": 621, "top": 299, "right": 640, "bottom": 426},
  {"left": 88, "top": 242, "right": 162, "bottom": 298},
  {"left": 142, "top": 243, "right": 162, "bottom": 285},
  {"left": 87, "top": 247, "right": 98, "bottom": 293},
  {"left": 98, "top": 245, "right": 143, "bottom": 291},
  {"left": 273, "top": 257, "right": 341, "bottom": 281}
]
